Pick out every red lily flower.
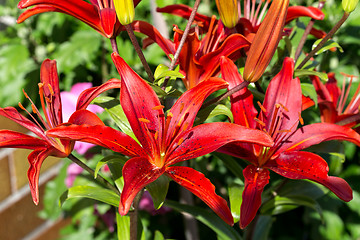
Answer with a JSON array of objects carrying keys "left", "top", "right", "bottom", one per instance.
[
  {"left": 140, "top": 17, "right": 250, "bottom": 89},
  {"left": 157, "top": 3, "right": 325, "bottom": 39},
  {"left": 304, "top": 73, "right": 360, "bottom": 129},
  {"left": 0, "top": 59, "right": 103, "bottom": 205},
  {"left": 219, "top": 57, "right": 360, "bottom": 228},
  {"left": 17, "top": 0, "right": 141, "bottom": 38},
  {"left": 47, "top": 53, "right": 274, "bottom": 224}
]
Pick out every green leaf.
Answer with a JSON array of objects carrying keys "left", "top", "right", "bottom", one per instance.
[
  {"left": 261, "top": 195, "right": 323, "bottom": 218},
  {"left": 153, "top": 230, "right": 165, "bottom": 240},
  {"left": 154, "top": 64, "right": 184, "bottom": 81},
  {"left": 165, "top": 200, "right": 242, "bottom": 240},
  {"left": 295, "top": 69, "right": 328, "bottom": 81},
  {"left": 94, "top": 155, "right": 127, "bottom": 192},
  {"left": 116, "top": 212, "right": 130, "bottom": 240},
  {"left": 312, "top": 39, "right": 344, "bottom": 55},
  {"left": 196, "top": 104, "right": 234, "bottom": 124},
  {"left": 59, "top": 185, "right": 120, "bottom": 208},
  {"left": 277, "top": 180, "right": 327, "bottom": 199},
  {"left": 252, "top": 215, "right": 273, "bottom": 240},
  {"left": 146, "top": 175, "right": 170, "bottom": 209},
  {"left": 93, "top": 96, "right": 138, "bottom": 142},
  {"left": 301, "top": 83, "right": 318, "bottom": 107},
  {"left": 228, "top": 182, "right": 244, "bottom": 223}
]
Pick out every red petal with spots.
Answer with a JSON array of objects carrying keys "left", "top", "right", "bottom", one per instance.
[
  {"left": 27, "top": 147, "right": 54, "bottom": 205},
  {"left": 157, "top": 4, "right": 213, "bottom": 31},
  {"left": 47, "top": 124, "right": 145, "bottom": 157},
  {"left": 0, "top": 107, "right": 47, "bottom": 140},
  {"left": 120, "top": 157, "right": 164, "bottom": 215},
  {"left": 277, "top": 123, "right": 360, "bottom": 154},
  {"left": 40, "top": 59, "right": 62, "bottom": 126},
  {"left": 76, "top": 78, "right": 121, "bottom": 110},
  {"left": 0, "top": 130, "right": 49, "bottom": 149},
  {"left": 262, "top": 58, "right": 301, "bottom": 133},
  {"left": 240, "top": 165, "right": 270, "bottom": 229},
  {"left": 268, "top": 151, "right": 352, "bottom": 202},
  {"left": 165, "top": 78, "right": 228, "bottom": 147},
  {"left": 220, "top": 56, "right": 257, "bottom": 128},
  {"left": 112, "top": 53, "right": 164, "bottom": 157},
  {"left": 18, "top": 0, "right": 102, "bottom": 34},
  {"left": 285, "top": 6, "right": 324, "bottom": 24},
  {"left": 166, "top": 166, "right": 234, "bottom": 225},
  {"left": 167, "top": 122, "right": 273, "bottom": 166}
]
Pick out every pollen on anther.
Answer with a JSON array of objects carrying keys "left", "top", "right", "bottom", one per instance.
[
  {"left": 254, "top": 117, "right": 266, "bottom": 126},
  {"left": 278, "top": 103, "right": 289, "bottom": 112},
  {"left": 298, "top": 112, "right": 304, "bottom": 125},
  {"left": 152, "top": 105, "right": 164, "bottom": 110},
  {"left": 154, "top": 131, "right": 158, "bottom": 140},
  {"left": 18, "top": 102, "right": 26, "bottom": 110},
  {"left": 167, "top": 112, "right": 173, "bottom": 118},
  {"left": 31, "top": 104, "right": 38, "bottom": 114},
  {"left": 47, "top": 84, "right": 55, "bottom": 96},
  {"left": 138, "top": 118, "right": 150, "bottom": 123},
  {"left": 257, "top": 101, "right": 266, "bottom": 112},
  {"left": 22, "top": 89, "right": 29, "bottom": 99},
  {"left": 178, "top": 138, "right": 184, "bottom": 145}
]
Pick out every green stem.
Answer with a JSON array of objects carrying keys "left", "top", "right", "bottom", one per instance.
[
  {"left": 125, "top": 24, "right": 155, "bottom": 83},
  {"left": 201, "top": 81, "right": 250, "bottom": 110},
  {"left": 297, "top": 12, "right": 349, "bottom": 69},
  {"left": 67, "top": 154, "right": 120, "bottom": 195},
  {"left": 294, "top": 1, "right": 325, "bottom": 61},
  {"left": 129, "top": 190, "right": 143, "bottom": 240}
]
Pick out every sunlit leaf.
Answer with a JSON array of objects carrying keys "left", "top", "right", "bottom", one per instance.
[
  {"left": 301, "top": 83, "right": 318, "bottom": 107},
  {"left": 60, "top": 185, "right": 120, "bottom": 207},
  {"left": 116, "top": 212, "right": 130, "bottom": 240},
  {"left": 312, "top": 39, "right": 344, "bottom": 55},
  {"left": 228, "top": 182, "right": 244, "bottom": 223},
  {"left": 295, "top": 69, "right": 328, "bottom": 81}
]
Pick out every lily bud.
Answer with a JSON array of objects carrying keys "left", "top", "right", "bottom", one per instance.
[
  {"left": 243, "top": 0, "right": 289, "bottom": 82},
  {"left": 342, "top": 0, "right": 358, "bottom": 13},
  {"left": 215, "top": 0, "right": 239, "bottom": 28},
  {"left": 114, "top": 0, "right": 135, "bottom": 25}
]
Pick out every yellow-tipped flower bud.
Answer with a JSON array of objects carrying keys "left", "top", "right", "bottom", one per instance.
[
  {"left": 114, "top": 0, "right": 135, "bottom": 25},
  {"left": 342, "top": 0, "right": 358, "bottom": 13},
  {"left": 243, "top": 0, "right": 289, "bottom": 82},
  {"left": 215, "top": 0, "right": 239, "bottom": 29}
]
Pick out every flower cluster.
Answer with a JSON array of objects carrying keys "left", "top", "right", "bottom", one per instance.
[{"left": 1, "top": 0, "right": 359, "bottom": 237}]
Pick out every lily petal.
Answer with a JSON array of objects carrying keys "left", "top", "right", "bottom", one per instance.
[
  {"left": 262, "top": 58, "right": 301, "bottom": 133},
  {"left": 220, "top": 56, "right": 257, "bottom": 128},
  {"left": 268, "top": 151, "right": 352, "bottom": 201},
  {"left": 0, "top": 107, "right": 47, "bottom": 140},
  {"left": 285, "top": 6, "right": 324, "bottom": 24},
  {"left": 240, "top": 165, "right": 270, "bottom": 229},
  {"left": 120, "top": 157, "right": 164, "bottom": 215},
  {"left": 18, "top": 0, "right": 102, "bottom": 34},
  {"left": 157, "top": 4, "right": 213, "bottom": 31},
  {"left": 99, "top": 8, "right": 117, "bottom": 38},
  {"left": 27, "top": 147, "right": 54, "bottom": 205},
  {"left": 112, "top": 53, "right": 164, "bottom": 157},
  {"left": 40, "top": 59, "right": 62, "bottom": 126},
  {"left": 277, "top": 123, "right": 360, "bottom": 154},
  {"left": 166, "top": 78, "right": 228, "bottom": 146},
  {"left": 197, "top": 34, "right": 250, "bottom": 84},
  {"left": 167, "top": 122, "right": 273, "bottom": 165},
  {"left": 47, "top": 124, "right": 145, "bottom": 157},
  {"left": 166, "top": 166, "right": 234, "bottom": 226},
  {"left": 0, "top": 130, "right": 49, "bottom": 149},
  {"left": 68, "top": 109, "right": 105, "bottom": 126},
  {"left": 76, "top": 78, "right": 121, "bottom": 110}
]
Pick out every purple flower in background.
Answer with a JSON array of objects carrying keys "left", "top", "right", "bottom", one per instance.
[
  {"left": 60, "top": 83, "right": 103, "bottom": 154},
  {"left": 139, "top": 191, "right": 171, "bottom": 216},
  {"left": 65, "top": 163, "right": 83, "bottom": 187}
]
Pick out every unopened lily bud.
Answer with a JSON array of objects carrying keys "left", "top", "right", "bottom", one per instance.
[
  {"left": 243, "top": 0, "right": 289, "bottom": 82},
  {"left": 114, "top": 0, "right": 135, "bottom": 25},
  {"left": 342, "top": 0, "right": 358, "bottom": 13},
  {"left": 215, "top": 0, "right": 238, "bottom": 28}
]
